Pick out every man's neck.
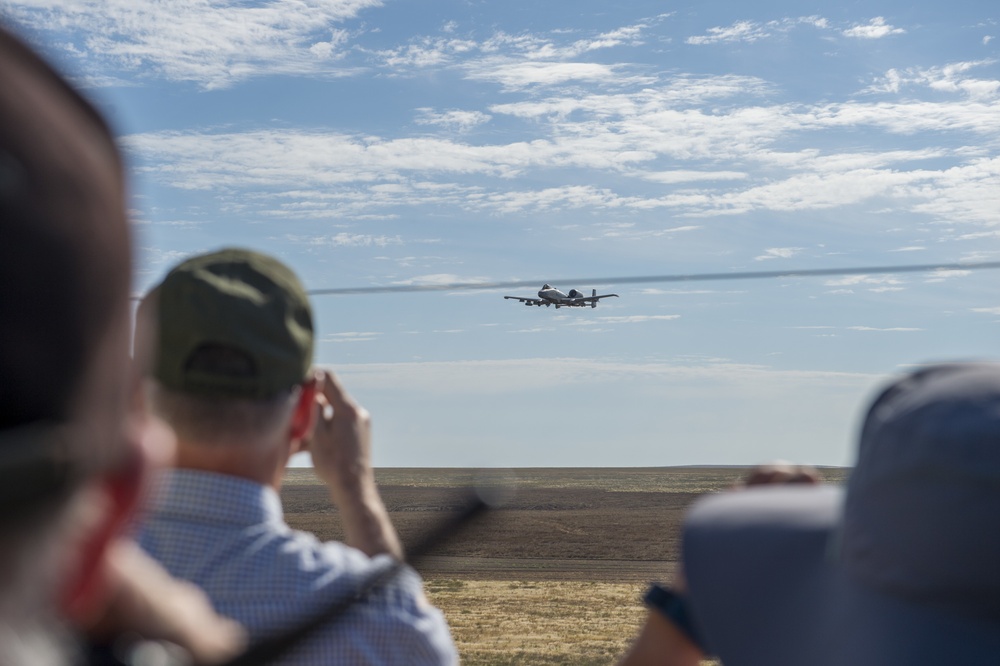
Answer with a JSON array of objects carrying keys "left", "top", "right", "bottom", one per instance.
[{"left": 173, "top": 440, "right": 289, "bottom": 491}]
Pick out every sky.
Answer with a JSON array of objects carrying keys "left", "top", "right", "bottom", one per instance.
[{"left": 5, "top": 1, "right": 1000, "bottom": 467}]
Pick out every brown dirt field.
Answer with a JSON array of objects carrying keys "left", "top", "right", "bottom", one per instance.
[
  {"left": 282, "top": 466, "right": 848, "bottom": 582},
  {"left": 281, "top": 467, "right": 847, "bottom": 664}
]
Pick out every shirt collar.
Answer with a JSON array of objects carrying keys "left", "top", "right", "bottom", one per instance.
[{"left": 147, "top": 468, "right": 284, "bottom": 526}]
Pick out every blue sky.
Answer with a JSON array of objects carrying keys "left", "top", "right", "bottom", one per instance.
[{"left": 7, "top": 1, "right": 1000, "bottom": 467}]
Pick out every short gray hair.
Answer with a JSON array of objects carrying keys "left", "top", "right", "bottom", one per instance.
[{"left": 147, "top": 382, "right": 301, "bottom": 447}]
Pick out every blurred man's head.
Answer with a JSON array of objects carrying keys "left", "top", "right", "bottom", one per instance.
[
  {"left": 0, "top": 24, "right": 152, "bottom": 663},
  {"left": 0, "top": 25, "right": 130, "bottom": 441},
  {"left": 142, "top": 249, "right": 317, "bottom": 483}
]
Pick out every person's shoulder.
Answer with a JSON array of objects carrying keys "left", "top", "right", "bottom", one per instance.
[
  {"left": 232, "top": 525, "right": 382, "bottom": 594},
  {"left": 278, "top": 526, "right": 379, "bottom": 573}
]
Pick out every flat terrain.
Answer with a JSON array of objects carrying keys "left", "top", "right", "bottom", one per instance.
[
  {"left": 282, "top": 466, "right": 848, "bottom": 581},
  {"left": 281, "top": 467, "right": 849, "bottom": 664}
]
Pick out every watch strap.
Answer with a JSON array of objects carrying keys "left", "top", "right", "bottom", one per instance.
[{"left": 643, "top": 583, "right": 711, "bottom": 655}]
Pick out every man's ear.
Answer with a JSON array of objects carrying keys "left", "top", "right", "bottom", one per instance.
[{"left": 288, "top": 375, "right": 319, "bottom": 449}]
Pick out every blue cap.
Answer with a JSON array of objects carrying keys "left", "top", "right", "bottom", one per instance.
[{"left": 682, "top": 363, "right": 1000, "bottom": 666}]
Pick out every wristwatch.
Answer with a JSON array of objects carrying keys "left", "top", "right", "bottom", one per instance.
[{"left": 643, "top": 583, "right": 710, "bottom": 654}]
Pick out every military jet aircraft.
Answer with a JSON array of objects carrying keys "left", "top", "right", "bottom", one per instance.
[{"left": 504, "top": 284, "right": 619, "bottom": 309}]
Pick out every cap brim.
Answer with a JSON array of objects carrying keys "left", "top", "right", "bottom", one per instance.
[{"left": 682, "top": 485, "right": 1000, "bottom": 666}]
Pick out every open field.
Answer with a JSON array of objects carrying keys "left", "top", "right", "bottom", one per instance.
[{"left": 282, "top": 467, "right": 849, "bottom": 664}]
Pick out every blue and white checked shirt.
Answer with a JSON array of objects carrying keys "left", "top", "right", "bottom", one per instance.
[{"left": 136, "top": 469, "right": 458, "bottom": 665}]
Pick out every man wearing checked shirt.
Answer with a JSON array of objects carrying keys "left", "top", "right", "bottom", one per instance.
[{"left": 136, "top": 248, "right": 458, "bottom": 665}]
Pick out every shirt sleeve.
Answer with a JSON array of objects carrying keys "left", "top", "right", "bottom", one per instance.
[
  {"left": 303, "top": 555, "right": 459, "bottom": 665},
  {"left": 369, "top": 564, "right": 459, "bottom": 666}
]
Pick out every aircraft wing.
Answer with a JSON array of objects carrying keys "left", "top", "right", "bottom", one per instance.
[
  {"left": 504, "top": 295, "right": 545, "bottom": 305},
  {"left": 577, "top": 293, "right": 619, "bottom": 303},
  {"left": 567, "top": 293, "right": 619, "bottom": 308}
]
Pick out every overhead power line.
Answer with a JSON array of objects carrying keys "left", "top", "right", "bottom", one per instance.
[
  {"left": 302, "top": 260, "right": 1000, "bottom": 297},
  {"left": 129, "top": 259, "right": 1000, "bottom": 301}
]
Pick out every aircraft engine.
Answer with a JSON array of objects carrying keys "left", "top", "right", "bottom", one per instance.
[{"left": 568, "top": 289, "right": 583, "bottom": 298}]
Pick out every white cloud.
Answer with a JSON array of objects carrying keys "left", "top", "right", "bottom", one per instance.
[
  {"left": 825, "top": 275, "right": 906, "bottom": 291},
  {"left": 583, "top": 224, "right": 701, "bottom": 241},
  {"left": 569, "top": 315, "right": 681, "bottom": 325},
  {"left": 517, "top": 17, "right": 665, "bottom": 59},
  {"left": 371, "top": 17, "right": 664, "bottom": 78},
  {"left": 286, "top": 233, "right": 403, "bottom": 247},
  {"left": 846, "top": 326, "right": 922, "bottom": 332},
  {"left": 958, "top": 230, "right": 1000, "bottom": 240},
  {"left": 673, "top": 168, "right": 925, "bottom": 217},
  {"left": 479, "top": 186, "right": 629, "bottom": 214},
  {"left": 124, "top": 116, "right": 1000, "bottom": 221},
  {"left": 686, "top": 16, "right": 831, "bottom": 45},
  {"left": 138, "top": 246, "right": 195, "bottom": 267},
  {"left": 466, "top": 61, "right": 635, "bottom": 90},
  {"left": 124, "top": 130, "right": 526, "bottom": 189},
  {"left": 325, "top": 357, "right": 876, "bottom": 394},
  {"left": 322, "top": 332, "right": 382, "bottom": 343},
  {"left": 371, "top": 36, "right": 479, "bottom": 68},
  {"left": 924, "top": 269, "right": 970, "bottom": 282},
  {"left": 639, "top": 170, "right": 748, "bottom": 184},
  {"left": 640, "top": 288, "right": 744, "bottom": 295},
  {"left": 865, "top": 61, "right": 1000, "bottom": 99},
  {"left": 843, "top": 17, "right": 905, "bottom": 40},
  {"left": 491, "top": 75, "right": 774, "bottom": 118},
  {"left": 415, "top": 108, "right": 492, "bottom": 131},
  {"left": 755, "top": 247, "right": 804, "bottom": 261},
  {"left": 119, "top": 59, "right": 1000, "bottom": 222},
  {"left": 686, "top": 20, "right": 773, "bottom": 45},
  {"left": 391, "top": 274, "right": 490, "bottom": 286},
  {"left": 5, "top": 0, "right": 380, "bottom": 89},
  {"left": 971, "top": 307, "right": 1000, "bottom": 315}
]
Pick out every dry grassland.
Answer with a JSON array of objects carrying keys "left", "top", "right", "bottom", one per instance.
[
  {"left": 425, "top": 579, "right": 648, "bottom": 666},
  {"left": 282, "top": 466, "right": 848, "bottom": 664}
]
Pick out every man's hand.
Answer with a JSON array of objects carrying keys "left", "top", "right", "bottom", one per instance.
[
  {"left": 737, "top": 460, "right": 820, "bottom": 488},
  {"left": 304, "top": 370, "right": 403, "bottom": 559},
  {"left": 617, "top": 608, "right": 704, "bottom": 666},
  {"left": 307, "top": 369, "right": 373, "bottom": 495}
]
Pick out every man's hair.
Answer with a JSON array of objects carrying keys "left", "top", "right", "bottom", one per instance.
[{"left": 148, "top": 345, "right": 301, "bottom": 445}]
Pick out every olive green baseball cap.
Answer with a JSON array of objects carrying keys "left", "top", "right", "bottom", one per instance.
[{"left": 149, "top": 248, "right": 314, "bottom": 399}]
